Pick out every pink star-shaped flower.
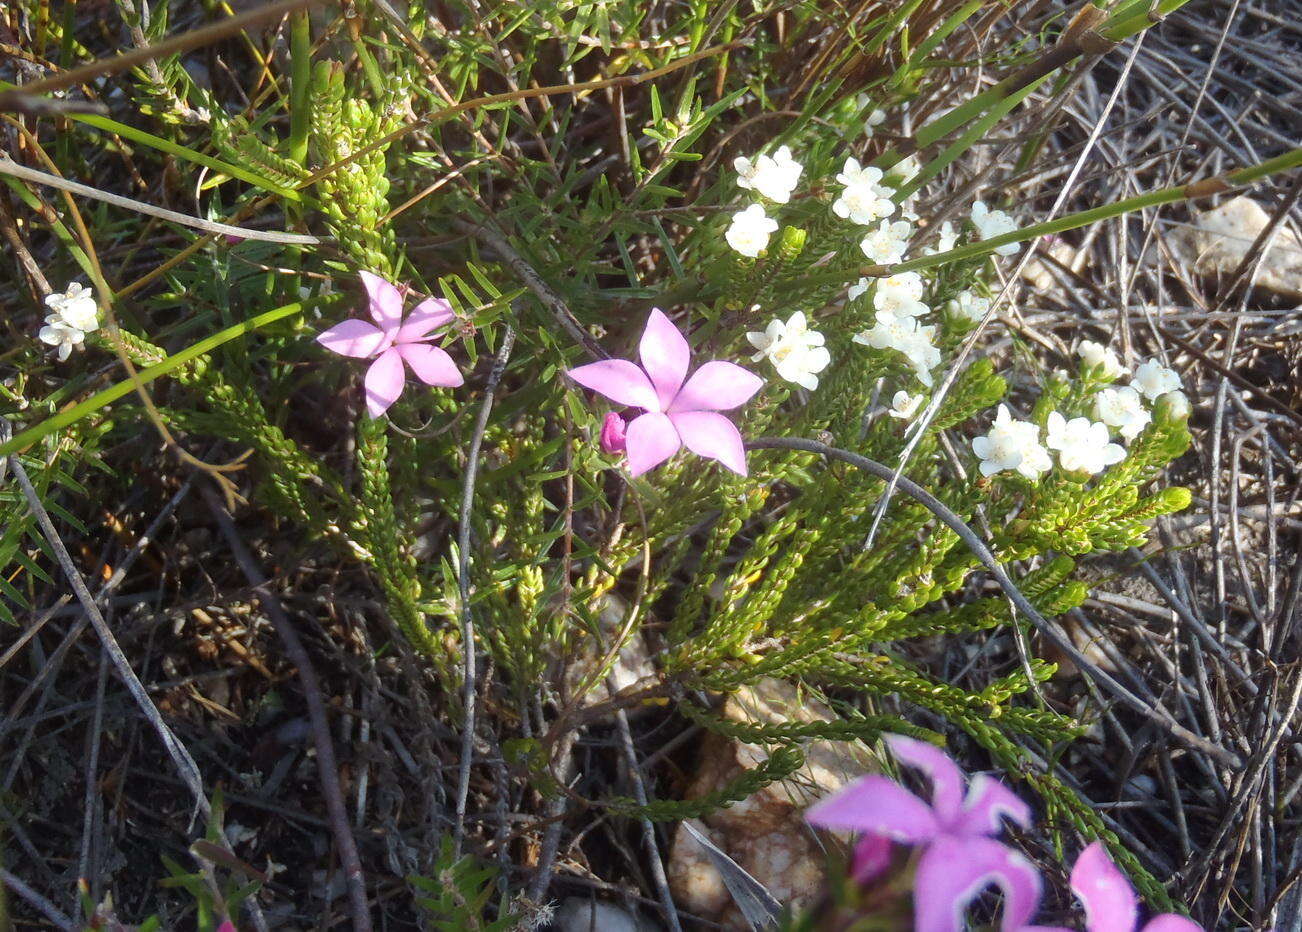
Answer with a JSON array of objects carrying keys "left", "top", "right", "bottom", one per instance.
[
  {"left": 807, "top": 735, "right": 1039, "bottom": 932},
  {"left": 316, "top": 271, "right": 464, "bottom": 418},
  {"left": 566, "top": 309, "right": 763, "bottom": 476},
  {"left": 1054, "top": 843, "right": 1201, "bottom": 932}
]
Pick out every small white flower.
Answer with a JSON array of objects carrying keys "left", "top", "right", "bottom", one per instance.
[
  {"left": 1162, "top": 390, "right": 1190, "bottom": 419},
  {"left": 832, "top": 158, "right": 896, "bottom": 225},
  {"left": 835, "top": 157, "right": 883, "bottom": 190},
  {"left": 899, "top": 326, "right": 942, "bottom": 386},
  {"left": 45, "top": 282, "right": 99, "bottom": 332},
  {"left": 947, "top": 291, "right": 990, "bottom": 322},
  {"left": 923, "top": 220, "right": 959, "bottom": 256},
  {"left": 1078, "top": 340, "right": 1127, "bottom": 380},
  {"left": 726, "top": 204, "right": 779, "bottom": 258},
  {"left": 970, "top": 200, "right": 1019, "bottom": 255},
  {"left": 833, "top": 184, "right": 897, "bottom": 225},
  {"left": 1046, "top": 411, "right": 1126, "bottom": 474},
  {"left": 889, "top": 390, "right": 923, "bottom": 420},
  {"left": 745, "top": 311, "right": 830, "bottom": 391},
  {"left": 863, "top": 108, "right": 886, "bottom": 137},
  {"left": 1131, "top": 358, "right": 1181, "bottom": 401},
  {"left": 971, "top": 404, "right": 1051, "bottom": 480},
  {"left": 734, "top": 145, "right": 803, "bottom": 203},
  {"left": 1094, "top": 386, "right": 1151, "bottom": 442},
  {"left": 874, "top": 272, "right": 928, "bottom": 318},
  {"left": 860, "top": 219, "right": 913, "bottom": 264},
  {"left": 848, "top": 277, "right": 871, "bottom": 302},
  {"left": 38, "top": 315, "right": 86, "bottom": 361},
  {"left": 853, "top": 310, "right": 917, "bottom": 351},
  {"left": 853, "top": 312, "right": 940, "bottom": 386},
  {"left": 886, "top": 154, "right": 920, "bottom": 184}
]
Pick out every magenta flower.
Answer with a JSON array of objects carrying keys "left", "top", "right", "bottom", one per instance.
[
  {"left": 1065, "top": 843, "right": 1201, "bottom": 932},
  {"left": 316, "top": 271, "right": 464, "bottom": 418},
  {"left": 807, "top": 735, "right": 1039, "bottom": 932},
  {"left": 566, "top": 309, "right": 763, "bottom": 476}
]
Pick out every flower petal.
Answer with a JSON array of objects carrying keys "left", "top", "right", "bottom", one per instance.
[
  {"left": 1070, "top": 842, "right": 1138, "bottom": 932},
  {"left": 317, "top": 318, "right": 387, "bottom": 358},
  {"left": 851, "top": 834, "right": 892, "bottom": 886},
  {"left": 639, "top": 309, "right": 691, "bottom": 409},
  {"left": 398, "top": 343, "right": 463, "bottom": 387},
  {"left": 669, "top": 411, "right": 748, "bottom": 476},
  {"left": 955, "top": 773, "right": 1032, "bottom": 836},
  {"left": 364, "top": 348, "right": 405, "bottom": 418},
  {"left": 397, "top": 296, "right": 455, "bottom": 342},
  {"left": 567, "top": 360, "right": 660, "bottom": 410},
  {"left": 804, "top": 775, "right": 939, "bottom": 843},
  {"left": 360, "top": 270, "right": 404, "bottom": 330},
  {"left": 913, "top": 837, "right": 1043, "bottom": 932},
  {"left": 884, "top": 735, "right": 966, "bottom": 828},
  {"left": 669, "top": 361, "right": 764, "bottom": 413},
  {"left": 1142, "top": 916, "right": 1202, "bottom": 932},
  {"left": 625, "top": 412, "right": 681, "bottom": 476}
]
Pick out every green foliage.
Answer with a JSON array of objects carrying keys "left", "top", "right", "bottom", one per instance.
[
  {"left": 4, "top": 0, "right": 1215, "bottom": 920},
  {"left": 608, "top": 745, "right": 807, "bottom": 822},
  {"left": 153, "top": 790, "right": 260, "bottom": 930},
  {"left": 410, "top": 837, "right": 518, "bottom": 932}
]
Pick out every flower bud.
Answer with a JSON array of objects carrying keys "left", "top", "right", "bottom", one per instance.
[{"left": 599, "top": 411, "right": 627, "bottom": 455}]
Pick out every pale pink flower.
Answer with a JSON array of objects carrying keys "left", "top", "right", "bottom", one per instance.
[
  {"left": 806, "top": 735, "right": 1038, "bottom": 931},
  {"left": 1066, "top": 843, "right": 1201, "bottom": 932},
  {"left": 567, "top": 309, "right": 763, "bottom": 476},
  {"left": 316, "top": 271, "right": 464, "bottom": 418}
]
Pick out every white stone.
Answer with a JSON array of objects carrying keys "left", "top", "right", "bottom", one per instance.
[{"left": 1174, "top": 196, "right": 1302, "bottom": 298}]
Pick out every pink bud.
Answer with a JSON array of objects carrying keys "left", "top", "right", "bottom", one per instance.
[
  {"left": 600, "top": 411, "right": 627, "bottom": 455},
  {"left": 223, "top": 234, "right": 245, "bottom": 245},
  {"left": 217, "top": 922, "right": 238, "bottom": 932}
]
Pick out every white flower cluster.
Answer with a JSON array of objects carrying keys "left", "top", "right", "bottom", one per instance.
[
  {"left": 971, "top": 352, "right": 1186, "bottom": 480},
  {"left": 832, "top": 158, "right": 896, "bottom": 226},
  {"left": 972, "top": 404, "right": 1125, "bottom": 480},
  {"left": 720, "top": 129, "right": 1067, "bottom": 409},
  {"left": 947, "top": 290, "right": 990, "bottom": 323},
  {"left": 972, "top": 405, "right": 1053, "bottom": 479},
  {"left": 734, "top": 145, "right": 803, "bottom": 204},
  {"left": 847, "top": 270, "right": 942, "bottom": 385},
  {"left": 746, "top": 311, "right": 831, "bottom": 390},
  {"left": 38, "top": 283, "right": 100, "bottom": 361},
  {"left": 725, "top": 145, "right": 805, "bottom": 258},
  {"left": 1076, "top": 341, "right": 1186, "bottom": 442}
]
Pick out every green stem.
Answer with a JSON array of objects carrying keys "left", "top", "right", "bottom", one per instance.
[{"left": 287, "top": 10, "right": 312, "bottom": 166}]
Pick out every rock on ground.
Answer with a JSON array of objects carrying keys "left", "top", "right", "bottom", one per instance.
[
  {"left": 552, "top": 897, "right": 656, "bottom": 932},
  {"left": 1172, "top": 196, "right": 1302, "bottom": 299},
  {"left": 666, "top": 678, "right": 871, "bottom": 931}
]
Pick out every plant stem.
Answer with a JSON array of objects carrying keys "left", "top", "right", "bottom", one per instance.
[{"left": 287, "top": 10, "right": 312, "bottom": 166}]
